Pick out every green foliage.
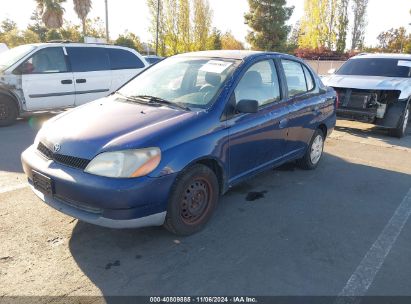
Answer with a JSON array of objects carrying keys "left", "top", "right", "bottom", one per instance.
[
  {"left": 207, "top": 28, "right": 222, "bottom": 50},
  {"left": 36, "top": 0, "right": 66, "bottom": 29},
  {"left": 336, "top": 0, "right": 349, "bottom": 52},
  {"left": 147, "top": 0, "right": 214, "bottom": 56},
  {"left": 221, "top": 32, "right": 244, "bottom": 50},
  {"left": 351, "top": 0, "right": 368, "bottom": 50},
  {"left": 377, "top": 27, "right": 411, "bottom": 53},
  {"left": 245, "top": 0, "right": 294, "bottom": 52},
  {"left": 73, "top": 0, "right": 92, "bottom": 36},
  {"left": 115, "top": 32, "right": 143, "bottom": 52}
]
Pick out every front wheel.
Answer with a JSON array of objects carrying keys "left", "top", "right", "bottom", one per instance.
[
  {"left": 297, "top": 129, "right": 325, "bottom": 170},
  {"left": 0, "top": 97, "right": 18, "bottom": 127},
  {"left": 164, "top": 164, "right": 219, "bottom": 236},
  {"left": 389, "top": 106, "right": 409, "bottom": 138}
]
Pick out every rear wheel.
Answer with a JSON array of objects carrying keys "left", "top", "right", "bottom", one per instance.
[
  {"left": 0, "top": 97, "right": 18, "bottom": 127},
  {"left": 164, "top": 164, "right": 219, "bottom": 236},
  {"left": 389, "top": 106, "right": 409, "bottom": 138},
  {"left": 297, "top": 129, "right": 325, "bottom": 170}
]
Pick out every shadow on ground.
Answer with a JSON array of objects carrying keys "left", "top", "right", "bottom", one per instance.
[{"left": 68, "top": 154, "right": 411, "bottom": 297}]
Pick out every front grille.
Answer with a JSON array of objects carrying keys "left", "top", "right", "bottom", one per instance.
[{"left": 37, "top": 142, "right": 91, "bottom": 170}]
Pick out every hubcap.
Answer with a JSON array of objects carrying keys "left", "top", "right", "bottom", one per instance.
[
  {"left": 310, "top": 135, "right": 324, "bottom": 165},
  {"left": 180, "top": 178, "right": 212, "bottom": 225},
  {"left": 403, "top": 108, "right": 409, "bottom": 133}
]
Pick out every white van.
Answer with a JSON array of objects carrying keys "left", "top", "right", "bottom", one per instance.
[{"left": 0, "top": 42, "right": 149, "bottom": 126}]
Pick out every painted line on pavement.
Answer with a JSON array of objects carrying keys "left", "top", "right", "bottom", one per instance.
[{"left": 335, "top": 187, "right": 411, "bottom": 304}]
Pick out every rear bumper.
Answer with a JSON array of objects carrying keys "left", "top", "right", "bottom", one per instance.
[{"left": 21, "top": 145, "right": 177, "bottom": 228}]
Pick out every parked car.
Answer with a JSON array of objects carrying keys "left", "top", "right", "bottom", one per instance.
[
  {"left": 0, "top": 42, "right": 149, "bottom": 126},
  {"left": 144, "top": 55, "right": 164, "bottom": 65},
  {"left": 21, "top": 50, "right": 337, "bottom": 235},
  {"left": 323, "top": 53, "right": 411, "bottom": 137}
]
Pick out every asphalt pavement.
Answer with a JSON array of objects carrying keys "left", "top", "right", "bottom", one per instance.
[{"left": 0, "top": 117, "right": 410, "bottom": 299}]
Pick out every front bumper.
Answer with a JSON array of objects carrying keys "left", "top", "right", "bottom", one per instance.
[{"left": 21, "top": 145, "right": 177, "bottom": 228}]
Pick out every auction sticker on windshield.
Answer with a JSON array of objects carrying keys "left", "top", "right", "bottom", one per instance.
[{"left": 200, "top": 60, "right": 233, "bottom": 74}]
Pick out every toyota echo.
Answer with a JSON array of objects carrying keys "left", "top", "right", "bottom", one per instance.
[{"left": 21, "top": 51, "right": 337, "bottom": 235}]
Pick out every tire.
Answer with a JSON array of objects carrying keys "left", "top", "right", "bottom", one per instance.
[
  {"left": 389, "top": 105, "right": 409, "bottom": 138},
  {"left": 297, "top": 128, "right": 325, "bottom": 170},
  {"left": 0, "top": 96, "right": 18, "bottom": 127},
  {"left": 164, "top": 164, "right": 219, "bottom": 236}
]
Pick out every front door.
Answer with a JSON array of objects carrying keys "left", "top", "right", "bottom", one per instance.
[
  {"left": 227, "top": 59, "right": 289, "bottom": 184},
  {"left": 21, "top": 47, "right": 75, "bottom": 111},
  {"left": 66, "top": 47, "right": 112, "bottom": 106}
]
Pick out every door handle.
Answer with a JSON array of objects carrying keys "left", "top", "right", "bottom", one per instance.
[
  {"left": 61, "top": 79, "right": 73, "bottom": 84},
  {"left": 279, "top": 118, "right": 289, "bottom": 129},
  {"left": 76, "top": 79, "right": 87, "bottom": 84}
]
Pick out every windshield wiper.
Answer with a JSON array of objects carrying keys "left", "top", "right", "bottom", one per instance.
[{"left": 132, "top": 95, "right": 191, "bottom": 111}]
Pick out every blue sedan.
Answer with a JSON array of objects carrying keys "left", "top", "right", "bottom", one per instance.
[{"left": 21, "top": 50, "right": 337, "bottom": 235}]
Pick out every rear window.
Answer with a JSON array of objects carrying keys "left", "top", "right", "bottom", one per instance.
[
  {"left": 108, "top": 48, "right": 145, "bottom": 70},
  {"left": 282, "top": 59, "right": 309, "bottom": 97},
  {"left": 67, "top": 47, "right": 109, "bottom": 72},
  {"left": 336, "top": 58, "right": 411, "bottom": 78}
]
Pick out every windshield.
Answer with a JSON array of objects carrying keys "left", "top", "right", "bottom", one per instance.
[
  {"left": 0, "top": 45, "right": 37, "bottom": 70},
  {"left": 118, "top": 56, "right": 237, "bottom": 110},
  {"left": 336, "top": 58, "right": 411, "bottom": 78}
]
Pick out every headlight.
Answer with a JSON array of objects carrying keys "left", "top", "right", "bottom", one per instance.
[{"left": 85, "top": 148, "right": 161, "bottom": 178}]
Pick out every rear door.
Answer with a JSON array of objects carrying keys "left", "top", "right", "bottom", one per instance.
[
  {"left": 66, "top": 47, "right": 112, "bottom": 106},
  {"left": 21, "top": 47, "right": 75, "bottom": 111},
  {"left": 107, "top": 47, "right": 147, "bottom": 91},
  {"left": 280, "top": 59, "right": 322, "bottom": 154},
  {"left": 227, "top": 59, "right": 289, "bottom": 184}
]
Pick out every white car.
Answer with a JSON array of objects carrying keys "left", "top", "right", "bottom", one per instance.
[
  {"left": 323, "top": 53, "right": 410, "bottom": 138},
  {"left": 0, "top": 42, "right": 149, "bottom": 126}
]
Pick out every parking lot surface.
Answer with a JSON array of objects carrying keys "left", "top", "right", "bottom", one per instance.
[{"left": 0, "top": 116, "right": 410, "bottom": 297}]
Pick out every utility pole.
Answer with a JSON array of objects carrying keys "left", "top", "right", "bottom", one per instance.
[
  {"left": 156, "top": 0, "right": 160, "bottom": 55},
  {"left": 105, "top": 0, "right": 109, "bottom": 42}
]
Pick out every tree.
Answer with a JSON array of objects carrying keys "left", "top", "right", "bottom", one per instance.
[
  {"left": 73, "top": 0, "right": 92, "bottom": 37},
  {"left": 336, "top": 0, "right": 349, "bottom": 52},
  {"left": 147, "top": 0, "right": 166, "bottom": 56},
  {"left": 245, "top": 0, "right": 294, "bottom": 51},
  {"left": 207, "top": 27, "right": 222, "bottom": 50},
  {"left": 35, "top": 0, "right": 66, "bottom": 29},
  {"left": 299, "top": 0, "right": 330, "bottom": 49},
  {"left": 325, "top": 0, "right": 337, "bottom": 49},
  {"left": 115, "top": 31, "right": 143, "bottom": 52},
  {"left": 28, "top": 11, "right": 49, "bottom": 42},
  {"left": 192, "top": 0, "right": 212, "bottom": 51},
  {"left": 377, "top": 27, "right": 410, "bottom": 53},
  {"left": 351, "top": 0, "right": 368, "bottom": 50},
  {"left": 221, "top": 32, "right": 244, "bottom": 50},
  {"left": 177, "top": 0, "right": 191, "bottom": 52}
]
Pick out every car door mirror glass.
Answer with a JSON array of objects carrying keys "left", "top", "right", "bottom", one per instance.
[{"left": 236, "top": 99, "right": 258, "bottom": 114}]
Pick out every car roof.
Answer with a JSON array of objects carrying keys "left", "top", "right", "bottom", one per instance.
[
  {"left": 175, "top": 50, "right": 284, "bottom": 60},
  {"left": 28, "top": 42, "right": 132, "bottom": 50},
  {"left": 352, "top": 53, "right": 411, "bottom": 60}
]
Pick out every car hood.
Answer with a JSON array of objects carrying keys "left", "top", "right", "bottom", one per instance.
[
  {"left": 322, "top": 75, "right": 411, "bottom": 99},
  {"left": 37, "top": 95, "right": 195, "bottom": 160}
]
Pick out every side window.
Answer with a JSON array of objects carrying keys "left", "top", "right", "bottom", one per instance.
[
  {"left": 303, "top": 65, "right": 315, "bottom": 91},
  {"left": 67, "top": 47, "right": 110, "bottom": 72},
  {"left": 234, "top": 60, "right": 280, "bottom": 107},
  {"left": 21, "top": 47, "right": 67, "bottom": 74},
  {"left": 108, "top": 48, "right": 145, "bottom": 70},
  {"left": 281, "top": 59, "right": 308, "bottom": 97}
]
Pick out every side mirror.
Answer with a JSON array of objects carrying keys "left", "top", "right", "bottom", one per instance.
[
  {"left": 236, "top": 99, "right": 258, "bottom": 114},
  {"left": 327, "top": 68, "right": 336, "bottom": 75}
]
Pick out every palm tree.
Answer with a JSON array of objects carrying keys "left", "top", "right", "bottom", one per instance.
[
  {"left": 73, "top": 0, "right": 92, "bottom": 37},
  {"left": 36, "top": 0, "right": 66, "bottom": 29}
]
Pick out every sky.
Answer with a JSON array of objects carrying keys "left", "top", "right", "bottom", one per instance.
[{"left": 0, "top": 0, "right": 410, "bottom": 48}]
